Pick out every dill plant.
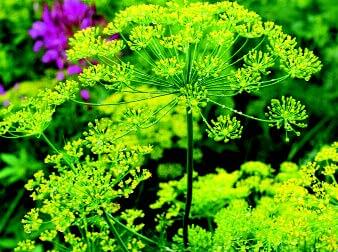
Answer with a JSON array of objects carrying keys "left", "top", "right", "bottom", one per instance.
[
  {"left": 154, "top": 143, "right": 337, "bottom": 251},
  {"left": 66, "top": 0, "right": 321, "bottom": 247},
  {"left": 16, "top": 118, "right": 155, "bottom": 252},
  {"left": 0, "top": 0, "right": 323, "bottom": 250},
  {"left": 95, "top": 85, "right": 202, "bottom": 160}
]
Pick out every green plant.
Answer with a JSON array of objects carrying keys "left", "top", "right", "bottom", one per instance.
[
  {"left": 66, "top": 1, "right": 320, "bottom": 246},
  {"left": 155, "top": 142, "right": 337, "bottom": 251},
  {"left": 0, "top": 0, "right": 42, "bottom": 85},
  {"left": 95, "top": 85, "right": 202, "bottom": 160},
  {"left": 234, "top": 0, "right": 337, "bottom": 161},
  {"left": 0, "top": 148, "right": 42, "bottom": 186},
  {"left": 0, "top": 0, "right": 323, "bottom": 250},
  {"left": 15, "top": 118, "right": 157, "bottom": 252}
]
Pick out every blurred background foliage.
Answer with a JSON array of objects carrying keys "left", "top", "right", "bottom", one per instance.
[
  {"left": 0, "top": 0, "right": 336, "bottom": 251},
  {"left": 0, "top": 0, "right": 45, "bottom": 86}
]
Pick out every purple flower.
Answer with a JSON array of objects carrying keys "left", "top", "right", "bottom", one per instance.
[
  {"left": 29, "top": 21, "right": 47, "bottom": 39},
  {"left": 109, "top": 33, "right": 120, "bottom": 40},
  {"left": 29, "top": 0, "right": 102, "bottom": 79},
  {"left": 33, "top": 40, "right": 44, "bottom": 52},
  {"left": 42, "top": 50, "right": 59, "bottom": 63},
  {"left": 56, "top": 71, "right": 65, "bottom": 81},
  {"left": 80, "top": 89, "right": 90, "bottom": 101},
  {"left": 63, "top": 0, "right": 93, "bottom": 24},
  {"left": 0, "top": 84, "right": 6, "bottom": 95},
  {"left": 67, "top": 65, "right": 82, "bottom": 75}
]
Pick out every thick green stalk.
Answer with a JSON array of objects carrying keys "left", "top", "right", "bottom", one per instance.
[{"left": 183, "top": 107, "right": 193, "bottom": 248}]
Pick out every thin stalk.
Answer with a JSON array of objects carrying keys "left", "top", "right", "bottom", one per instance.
[
  {"left": 40, "top": 133, "right": 76, "bottom": 172},
  {"left": 0, "top": 188, "right": 24, "bottom": 232},
  {"left": 287, "top": 117, "right": 330, "bottom": 160},
  {"left": 103, "top": 210, "right": 129, "bottom": 252},
  {"left": 208, "top": 99, "right": 273, "bottom": 123},
  {"left": 70, "top": 92, "right": 177, "bottom": 107},
  {"left": 183, "top": 108, "right": 194, "bottom": 248},
  {"left": 107, "top": 213, "right": 158, "bottom": 246},
  {"left": 40, "top": 133, "right": 59, "bottom": 154}
]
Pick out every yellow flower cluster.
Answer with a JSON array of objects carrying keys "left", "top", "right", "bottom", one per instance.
[
  {"left": 70, "top": 0, "right": 322, "bottom": 96},
  {"left": 65, "top": 0, "right": 322, "bottom": 144},
  {"left": 20, "top": 118, "right": 153, "bottom": 251},
  {"left": 0, "top": 80, "right": 79, "bottom": 137},
  {"left": 153, "top": 143, "right": 337, "bottom": 251}
]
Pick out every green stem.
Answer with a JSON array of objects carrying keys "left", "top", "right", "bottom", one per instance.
[
  {"left": 287, "top": 117, "right": 330, "bottom": 160},
  {"left": 40, "top": 133, "right": 59, "bottom": 154},
  {"left": 40, "top": 133, "right": 75, "bottom": 172},
  {"left": 208, "top": 98, "right": 273, "bottom": 123},
  {"left": 183, "top": 107, "right": 194, "bottom": 248},
  {"left": 0, "top": 188, "right": 24, "bottom": 232},
  {"left": 103, "top": 210, "right": 129, "bottom": 252},
  {"left": 107, "top": 213, "right": 158, "bottom": 246}
]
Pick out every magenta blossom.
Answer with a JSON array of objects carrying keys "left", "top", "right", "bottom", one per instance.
[
  {"left": 80, "top": 89, "right": 90, "bottom": 101},
  {"left": 29, "top": 0, "right": 103, "bottom": 80},
  {"left": 0, "top": 84, "right": 9, "bottom": 107},
  {"left": 0, "top": 84, "right": 5, "bottom": 95}
]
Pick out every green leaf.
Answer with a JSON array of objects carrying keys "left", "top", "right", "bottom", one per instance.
[
  {"left": 0, "top": 238, "right": 17, "bottom": 248},
  {"left": 0, "top": 153, "right": 18, "bottom": 166}
]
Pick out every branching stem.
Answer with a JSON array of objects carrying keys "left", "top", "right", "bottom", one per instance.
[
  {"left": 107, "top": 213, "right": 158, "bottom": 246},
  {"left": 103, "top": 210, "right": 129, "bottom": 252},
  {"left": 40, "top": 133, "right": 76, "bottom": 172},
  {"left": 40, "top": 132, "right": 59, "bottom": 154}
]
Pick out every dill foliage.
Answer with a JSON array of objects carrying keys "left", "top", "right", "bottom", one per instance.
[
  {"left": 0, "top": 1, "right": 329, "bottom": 251},
  {"left": 16, "top": 118, "right": 153, "bottom": 252},
  {"left": 67, "top": 0, "right": 321, "bottom": 140},
  {"left": 154, "top": 143, "right": 338, "bottom": 251},
  {"left": 96, "top": 85, "right": 202, "bottom": 160}
]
